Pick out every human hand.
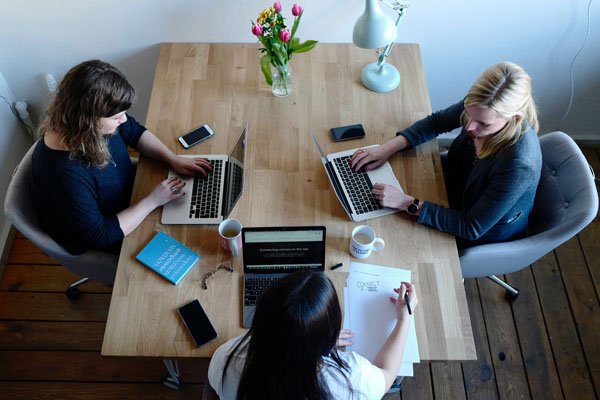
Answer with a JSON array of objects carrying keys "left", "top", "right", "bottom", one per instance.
[
  {"left": 390, "top": 282, "right": 418, "bottom": 323},
  {"left": 170, "top": 156, "right": 212, "bottom": 177},
  {"left": 336, "top": 329, "right": 355, "bottom": 348},
  {"left": 372, "top": 183, "right": 411, "bottom": 210},
  {"left": 349, "top": 145, "right": 391, "bottom": 172},
  {"left": 148, "top": 176, "right": 186, "bottom": 207}
]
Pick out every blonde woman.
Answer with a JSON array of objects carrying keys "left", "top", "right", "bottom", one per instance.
[
  {"left": 32, "top": 60, "right": 212, "bottom": 255},
  {"left": 350, "top": 62, "right": 541, "bottom": 248}
]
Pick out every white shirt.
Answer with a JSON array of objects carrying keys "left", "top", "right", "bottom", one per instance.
[{"left": 208, "top": 335, "right": 386, "bottom": 400}]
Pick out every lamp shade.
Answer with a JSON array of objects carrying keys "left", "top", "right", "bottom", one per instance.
[{"left": 353, "top": 0, "right": 398, "bottom": 49}]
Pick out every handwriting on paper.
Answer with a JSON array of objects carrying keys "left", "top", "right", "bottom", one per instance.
[{"left": 356, "top": 280, "right": 380, "bottom": 292}]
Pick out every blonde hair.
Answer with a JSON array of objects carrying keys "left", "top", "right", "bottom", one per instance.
[{"left": 460, "top": 62, "right": 539, "bottom": 158}]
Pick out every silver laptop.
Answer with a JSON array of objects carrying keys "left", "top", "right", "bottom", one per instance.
[
  {"left": 241, "top": 226, "right": 326, "bottom": 328},
  {"left": 308, "top": 128, "right": 402, "bottom": 221},
  {"left": 161, "top": 124, "right": 247, "bottom": 225}
]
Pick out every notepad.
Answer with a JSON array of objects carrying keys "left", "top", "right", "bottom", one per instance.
[
  {"left": 136, "top": 231, "right": 200, "bottom": 285},
  {"left": 343, "top": 262, "right": 420, "bottom": 376}
]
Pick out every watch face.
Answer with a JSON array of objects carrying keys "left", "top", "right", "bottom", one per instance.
[{"left": 408, "top": 204, "right": 418, "bottom": 214}]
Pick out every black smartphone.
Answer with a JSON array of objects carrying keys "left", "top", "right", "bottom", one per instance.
[
  {"left": 178, "top": 299, "right": 218, "bottom": 347},
  {"left": 178, "top": 124, "right": 215, "bottom": 148},
  {"left": 330, "top": 124, "right": 366, "bottom": 142}
]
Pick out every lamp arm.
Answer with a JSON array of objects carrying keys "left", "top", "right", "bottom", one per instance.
[{"left": 377, "top": 9, "right": 405, "bottom": 66}]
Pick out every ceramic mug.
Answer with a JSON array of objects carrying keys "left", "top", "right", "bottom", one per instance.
[
  {"left": 218, "top": 218, "right": 242, "bottom": 257},
  {"left": 349, "top": 225, "right": 385, "bottom": 259}
]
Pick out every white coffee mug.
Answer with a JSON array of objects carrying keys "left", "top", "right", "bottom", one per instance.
[
  {"left": 218, "top": 218, "right": 242, "bottom": 257},
  {"left": 349, "top": 225, "right": 385, "bottom": 259}
]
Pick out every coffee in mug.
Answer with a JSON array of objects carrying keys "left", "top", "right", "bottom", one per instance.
[
  {"left": 349, "top": 225, "right": 385, "bottom": 259},
  {"left": 218, "top": 219, "right": 243, "bottom": 257}
]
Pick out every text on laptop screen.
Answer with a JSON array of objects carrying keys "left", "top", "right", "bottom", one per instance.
[{"left": 243, "top": 229, "right": 324, "bottom": 271}]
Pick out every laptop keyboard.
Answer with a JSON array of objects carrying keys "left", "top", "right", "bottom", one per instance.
[
  {"left": 189, "top": 160, "right": 223, "bottom": 219},
  {"left": 333, "top": 155, "right": 383, "bottom": 215},
  {"left": 243, "top": 276, "right": 283, "bottom": 306}
]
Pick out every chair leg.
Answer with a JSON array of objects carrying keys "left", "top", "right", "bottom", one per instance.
[
  {"left": 487, "top": 275, "right": 519, "bottom": 300},
  {"left": 65, "top": 277, "right": 91, "bottom": 300}
]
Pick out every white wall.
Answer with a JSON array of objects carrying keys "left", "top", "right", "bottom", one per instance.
[
  {"left": 0, "top": 0, "right": 598, "bottom": 140},
  {"left": 0, "top": 70, "right": 33, "bottom": 259}
]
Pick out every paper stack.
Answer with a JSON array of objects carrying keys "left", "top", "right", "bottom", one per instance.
[{"left": 343, "top": 262, "right": 420, "bottom": 376}]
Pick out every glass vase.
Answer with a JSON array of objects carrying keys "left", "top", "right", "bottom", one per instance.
[{"left": 271, "top": 64, "right": 292, "bottom": 97}]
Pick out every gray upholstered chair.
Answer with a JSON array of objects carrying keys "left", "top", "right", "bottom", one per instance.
[
  {"left": 460, "top": 131, "right": 599, "bottom": 299},
  {"left": 4, "top": 143, "right": 118, "bottom": 298}
]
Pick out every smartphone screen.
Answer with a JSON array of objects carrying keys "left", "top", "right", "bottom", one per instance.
[
  {"left": 178, "top": 125, "right": 214, "bottom": 148},
  {"left": 330, "top": 124, "right": 366, "bottom": 142},
  {"left": 178, "top": 299, "right": 218, "bottom": 347}
]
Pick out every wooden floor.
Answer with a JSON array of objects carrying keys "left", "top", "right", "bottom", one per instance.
[{"left": 1, "top": 147, "right": 599, "bottom": 400}]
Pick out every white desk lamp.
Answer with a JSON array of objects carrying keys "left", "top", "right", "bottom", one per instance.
[{"left": 353, "top": 0, "right": 410, "bottom": 92}]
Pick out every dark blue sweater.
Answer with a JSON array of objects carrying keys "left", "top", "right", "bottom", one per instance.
[
  {"left": 32, "top": 115, "right": 145, "bottom": 255},
  {"left": 399, "top": 101, "right": 542, "bottom": 247}
]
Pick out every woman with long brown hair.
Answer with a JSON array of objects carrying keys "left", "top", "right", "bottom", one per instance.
[{"left": 32, "top": 59, "right": 211, "bottom": 255}]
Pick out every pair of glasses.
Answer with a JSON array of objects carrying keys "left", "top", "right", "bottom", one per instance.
[{"left": 201, "top": 261, "right": 234, "bottom": 290}]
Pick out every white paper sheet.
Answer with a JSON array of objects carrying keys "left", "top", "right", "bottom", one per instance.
[{"left": 342, "top": 262, "right": 420, "bottom": 376}]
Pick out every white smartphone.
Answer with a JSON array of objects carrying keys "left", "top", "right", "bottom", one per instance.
[{"left": 178, "top": 124, "right": 215, "bottom": 148}]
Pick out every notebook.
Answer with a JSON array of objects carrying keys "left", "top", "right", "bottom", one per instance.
[
  {"left": 136, "top": 231, "right": 200, "bottom": 285},
  {"left": 241, "top": 226, "right": 326, "bottom": 328},
  {"left": 161, "top": 124, "right": 247, "bottom": 225},
  {"left": 308, "top": 128, "right": 403, "bottom": 221}
]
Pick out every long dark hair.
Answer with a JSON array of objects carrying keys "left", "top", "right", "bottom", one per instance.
[
  {"left": 39, "top": 59, "right": 136, "bottom": 166},
  {"left": 224, "top": 270, "right": 350, "bottom": 400}
]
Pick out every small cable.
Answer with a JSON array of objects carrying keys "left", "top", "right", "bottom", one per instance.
[
  {"left": 558, "top": 0, "right": 593, "bottom": 130},
  {"left": 0, "top": 93, "right": 36, "bottom": 143}
]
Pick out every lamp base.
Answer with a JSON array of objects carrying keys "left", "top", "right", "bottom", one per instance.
[{"left": 360, "top": 62, "right": 400, "bottom": 93}]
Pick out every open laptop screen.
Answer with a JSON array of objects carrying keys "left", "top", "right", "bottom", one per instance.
[
  {"left": 222, "top": 125, "right": 247, "bottom": 218},
  {"left": 242, "top": 226, "right": 326, "bottom": 274}
]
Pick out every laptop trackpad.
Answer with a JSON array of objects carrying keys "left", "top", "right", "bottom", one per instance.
[{"left": 243, "top": 306, "right": 255, "bottom": 328}]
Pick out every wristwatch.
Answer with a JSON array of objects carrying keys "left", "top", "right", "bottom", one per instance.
[{"left": 407, "top": 198, "right": 421, "bottom": 215}]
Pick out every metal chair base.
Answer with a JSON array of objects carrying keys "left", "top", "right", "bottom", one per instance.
[
  {"left": 487, "top": 275, "right": 519, "bottom": 300},
  {"left": 65, "top": 277, "right": 91, "bottom": 300}
]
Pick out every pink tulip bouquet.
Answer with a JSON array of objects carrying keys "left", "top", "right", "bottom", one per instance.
[{"left": 251, "top": 1, "right": 318, "bottom": 86}]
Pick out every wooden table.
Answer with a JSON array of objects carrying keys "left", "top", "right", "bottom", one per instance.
[{"left": 102, "top": 43, "right": 476, "bottom": 362}]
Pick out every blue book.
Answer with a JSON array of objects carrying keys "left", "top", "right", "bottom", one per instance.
[{"left": 136, "top": 232, "right": 200, "bottom": 285}]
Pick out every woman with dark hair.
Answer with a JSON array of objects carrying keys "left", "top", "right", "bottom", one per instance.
[
  {"left": 208, "top": 270, "right": 418, "bottom": 399},
  {"left": 32, "top": 60, "right": 211, "bottom": 255}
]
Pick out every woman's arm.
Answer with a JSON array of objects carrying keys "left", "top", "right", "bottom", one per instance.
[
  {"left": 350, "top": 135, "right": 409, "bottom": 172},
  {"left": 116, "top": 176, "right": 185, "bottom": 236},
  {"left": 350, "top": 101, "right": 464, "bottom": 172},
  {"left": 373, "top": 282, "right": 418, "bottom": 390},
  {"left": 135, "top": 130, "right": 212, "bottom": 176},
  {"left": 418, "top": 158, "right": 536, "bottom": 241}
]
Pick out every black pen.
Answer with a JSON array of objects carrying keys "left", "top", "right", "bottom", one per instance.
[
  {"left": 404, "top": 291, "right": 412, "bottom": 315},
  {"left": 331, "top": 263, "right": 343, "bottom": 270}
]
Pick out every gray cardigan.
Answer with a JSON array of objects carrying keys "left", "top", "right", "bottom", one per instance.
[{"left": 399, "top": 101, "right": 542, "bottom": 247}]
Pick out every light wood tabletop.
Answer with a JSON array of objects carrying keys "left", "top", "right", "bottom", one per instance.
[{"left": 101, "top": 43, "right": 476, "bottom": 361}]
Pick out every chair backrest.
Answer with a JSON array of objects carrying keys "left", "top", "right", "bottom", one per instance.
[
  {"left": 459, "top": 131, "right": 598, "bottom": 278},
  {"left": 531, "top": 131, "right": 598, "bottom": 235},
  {"left": 4, "top": 143, "right": 118, "bottom": 285}
]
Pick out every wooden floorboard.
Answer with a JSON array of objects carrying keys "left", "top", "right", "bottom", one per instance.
[
  {"left": 507, "top": 266, "right": 563, "bottom": 399},
  {"left": 461, "top": 279, "right": 499, "bottom": 400},
  {"left": 0, "top": 321, "right": 105, "bottom": 351},
  {"left": 0, "top": 382, "right": 205, "bottom": 400},
  {"left": 1, "top": 148, "right": 598, "bottom": 399},
  {"left": 532, "top": 252, "right": 596, "bottom": 399},
  {"left": 478, "top": 278, "right": 531, "bottom": 399},
  {"left": 1, "top": 264, "right": 111, "bottom": 293}
]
